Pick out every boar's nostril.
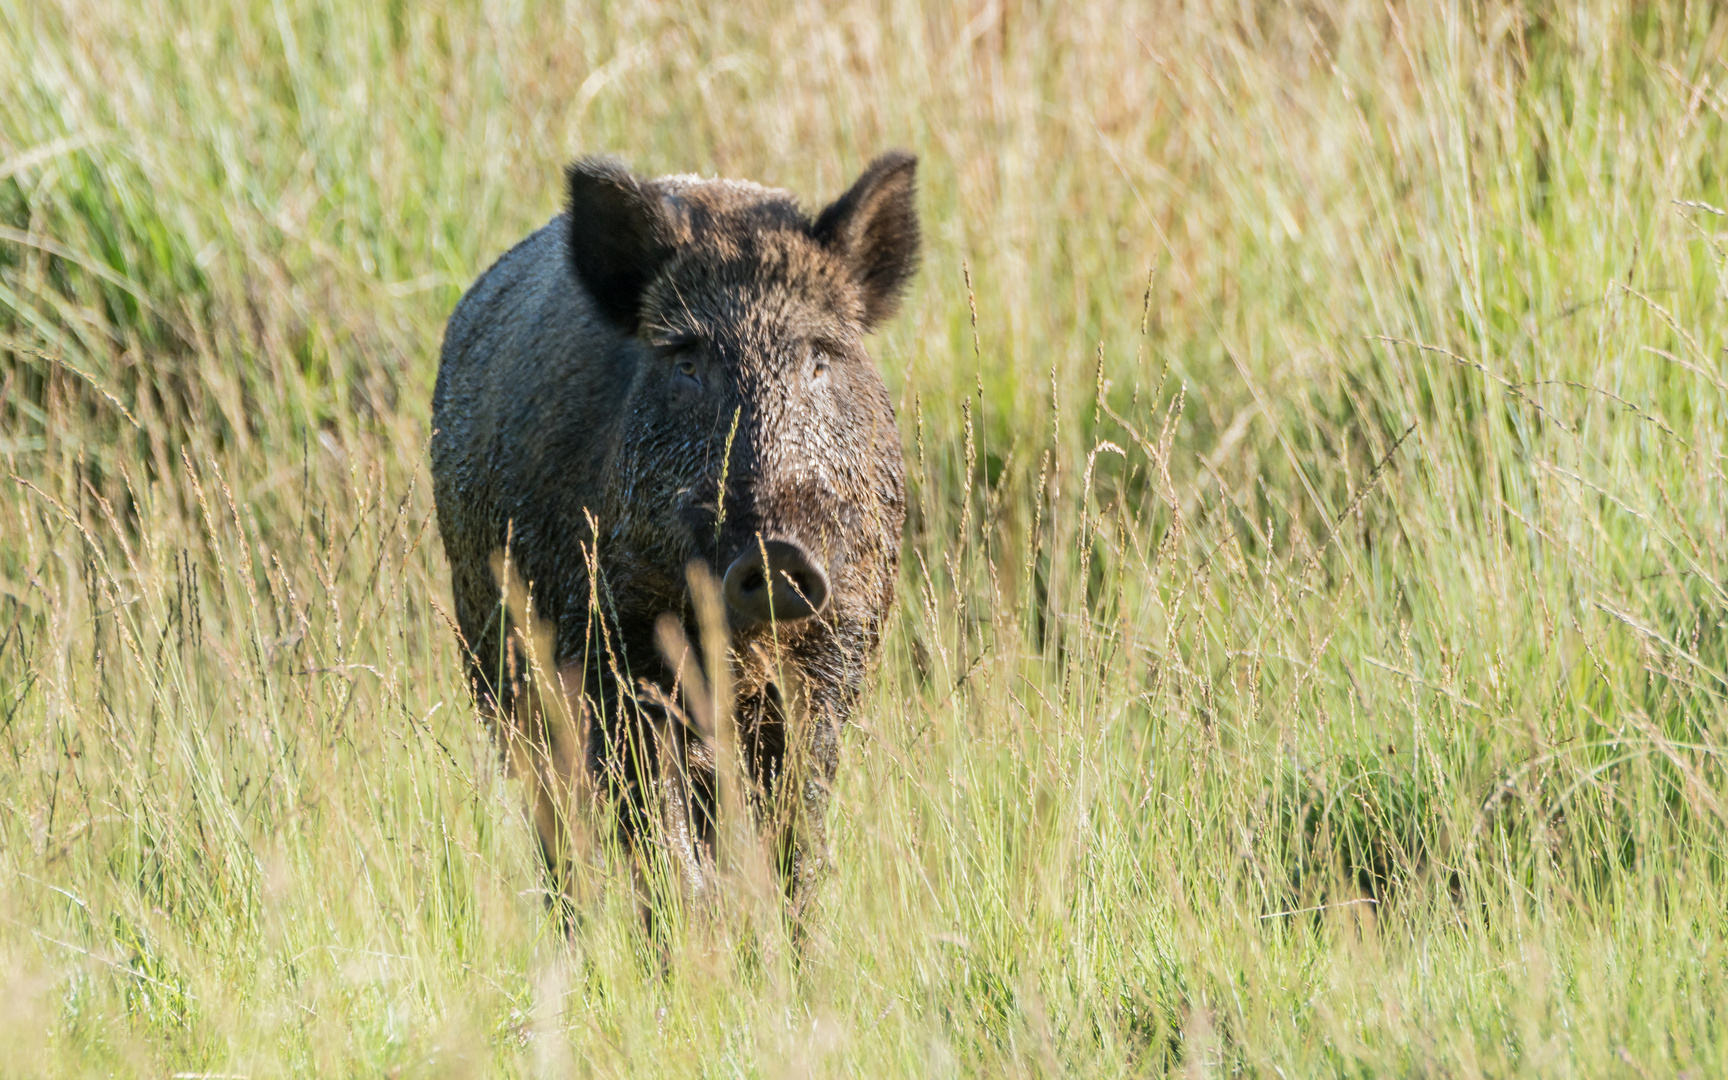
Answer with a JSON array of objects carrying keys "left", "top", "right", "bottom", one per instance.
[{"left": 722, "top": 540, "right": 830, "bottom": 629}]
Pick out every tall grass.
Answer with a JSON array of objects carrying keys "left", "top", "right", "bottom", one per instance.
[{"left": 3, "top": 0, "right": 1726, "bottom": 1074}]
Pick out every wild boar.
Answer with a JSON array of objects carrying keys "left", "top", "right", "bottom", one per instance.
[{"left": 431, "top": 152, "right": 916, "bottom": 915}]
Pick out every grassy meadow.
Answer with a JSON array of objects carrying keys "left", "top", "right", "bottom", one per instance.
[{"left": 3, "top": 0, "right": 1728, "bottom": 1074}]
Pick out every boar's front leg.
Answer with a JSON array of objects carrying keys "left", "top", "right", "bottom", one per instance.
[
  {"left": 486, "top": 551, "right": 598, "bottom": 924},
  {"left": 738, "top": 656, "right": 856, "bottom": 917},
  {"left": 786, "top": 698, "right": 842, "bottom": 913}
]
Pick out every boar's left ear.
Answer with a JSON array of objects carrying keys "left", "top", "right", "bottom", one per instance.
[
  {"left": 812, "top": 151, "right": 920, "bottom": 329},
  {"left": 566, "top": 157, "right": 677, "bottom": 333}
]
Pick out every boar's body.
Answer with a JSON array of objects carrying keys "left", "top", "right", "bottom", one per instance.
[
  {"left": 431, "top": 157, "right": 916, "bottom": 905},
  {"left": 434, "top": 220, "right": 642, "bottom": 687}
]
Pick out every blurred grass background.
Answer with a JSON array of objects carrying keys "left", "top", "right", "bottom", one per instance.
[{"left": 2, "top": 0, "right": 1727, "bottom": 1075}]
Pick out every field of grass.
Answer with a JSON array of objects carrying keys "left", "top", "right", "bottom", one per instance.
[{"left": 3, "top": 0, "right": 1727, "bottom": 1074}]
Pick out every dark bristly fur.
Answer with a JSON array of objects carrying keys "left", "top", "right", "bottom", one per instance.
[{"left": 431, "top": 153, "right": 916, "bottom": 915}]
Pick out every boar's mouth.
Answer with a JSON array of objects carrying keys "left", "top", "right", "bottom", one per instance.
[{"left": 721, "top": 539, "right": 830, "bottom": 630}]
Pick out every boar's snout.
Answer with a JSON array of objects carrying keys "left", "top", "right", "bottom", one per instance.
[{"left": 722, "top": 539, "right": 830, "bottom": 629}]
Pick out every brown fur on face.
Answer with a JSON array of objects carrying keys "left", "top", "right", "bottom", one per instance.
[{"left": 431, "top": 154, "right": 916, "bottom": 919}]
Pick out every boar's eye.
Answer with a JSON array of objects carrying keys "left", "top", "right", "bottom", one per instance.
[
  {"left": 655, "top": 335, "right": 704, "bottom": 389},
  {"left": 810, "top": 342, "right": 838, "bottom": 380},
  {"left": 672, "top": 355, "right": 703, "bottom": 395}
]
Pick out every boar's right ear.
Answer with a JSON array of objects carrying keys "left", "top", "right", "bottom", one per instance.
[
  {"left": 813, "top": 151, "right": 920, "bottom": 330},
  {"left": 566, "top": 157, "right": 675, "bottom": 333}
]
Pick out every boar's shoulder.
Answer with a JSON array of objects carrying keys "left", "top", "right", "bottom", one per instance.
[{"left": 432, "top": 214, "right": 641, "bottom": 572}]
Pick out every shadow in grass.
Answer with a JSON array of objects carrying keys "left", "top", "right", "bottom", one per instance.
[{"left": 1267, "top": 752, "right": 1445, "bottom": 917}]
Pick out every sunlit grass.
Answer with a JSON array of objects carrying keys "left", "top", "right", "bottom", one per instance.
[{"left": 3, "top": 0, "right": 1726, "bottom": 1075}]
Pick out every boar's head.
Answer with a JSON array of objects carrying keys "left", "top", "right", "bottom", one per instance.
[{"left": 566, "top": 153, "right": 916, "bottom": 693}]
